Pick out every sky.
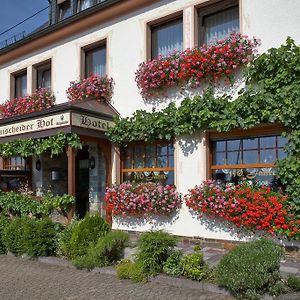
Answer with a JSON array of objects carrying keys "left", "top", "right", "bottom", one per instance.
[{"left": 0, "top": 0, "right": 49, "bottom": 43}]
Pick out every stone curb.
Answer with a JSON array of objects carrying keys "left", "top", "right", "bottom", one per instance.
[
  {"left": 150, "top": 275, "right": 231, "bottom": 296},
  {"left": 37, "top": 256, "right": 76, "bottom": 269}
]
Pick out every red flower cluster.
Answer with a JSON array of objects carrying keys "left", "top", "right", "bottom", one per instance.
[
  {"left": 1, "top": 88, "right": 55, "bottom": 118},
  {"left": 105, "top": 182, "right": 181, "bottom": 217},
  {"left": 185, "top": 180, "right": 299, "bottom": 240},
  {"left": 67, "top": 74, "right": 114, "bottom": 103},
  {"left": 135, "top": 33, "right": 260, "bottom": 98}
]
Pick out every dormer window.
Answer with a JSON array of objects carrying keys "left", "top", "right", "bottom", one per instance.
[
  {"left": 57, "top": 0, "right": 72, "bottom": 21},
  {"left": 78, "top": 0, "right": 93, "bottom": 11}
]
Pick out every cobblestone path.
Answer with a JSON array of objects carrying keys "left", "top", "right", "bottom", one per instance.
[{"left": 0, "top": 255, "right": 234, "bottom": 300}]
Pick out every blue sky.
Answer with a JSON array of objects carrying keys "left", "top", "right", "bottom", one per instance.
[{"left": 0, "top": 0, "right": 49, "bottom": 42}]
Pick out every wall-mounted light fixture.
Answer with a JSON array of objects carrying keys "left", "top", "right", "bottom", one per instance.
[
  {"left": 51, "top": 169, "right": 61, "bottom": 181},
  {"left": 89, "top": 156, "right": 96, "bottom": 169}
]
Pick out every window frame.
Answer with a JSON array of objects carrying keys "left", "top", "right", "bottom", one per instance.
[
  {"left": 207, "top": 125, "right": 287, "bottom": 181},
  {"left": 13, "top": 69, "right": 27, "bottom": 99},
  {"left": 57, "top": 0, "right": 72, "bottom": 22},
  {"left": 34, "top": 60, "right": 52, "bottom": 90},
  {"left": 77, "top": 0, "right": 94, "bottom": 12},
  {"left": 197, "top": 0, "right": 239, "bottom": 46},
  {"left": 121, "top": 140, "right": 175, "bottom": 184},
  {"left": 81, "top": 40, "right": 107, "bottom": 79},
  {"left": 3, "top": 157, "right": 28, "bottom": 171},
  {"left": 147, "top": 11, "right": 183, "bottom": 60}
]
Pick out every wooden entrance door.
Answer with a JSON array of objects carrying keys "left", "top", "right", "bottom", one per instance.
[{"left": 75, "top": 145, "right": 90, "bottom": 218}]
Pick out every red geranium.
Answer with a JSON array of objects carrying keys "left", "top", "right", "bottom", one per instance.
[{"left": 185, "top": 180, "right": 299, "bottom": 240}]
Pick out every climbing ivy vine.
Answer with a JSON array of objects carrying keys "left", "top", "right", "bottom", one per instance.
[
  {"left": 106, "top": 38, "right": 300, "bottom": 209},
  {"left": 0, "top": 132, "right": 82, "bottom": 158}
]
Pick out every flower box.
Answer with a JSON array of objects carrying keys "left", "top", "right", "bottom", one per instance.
[
  {"left": 135, "top": 33, "right": 259, "bottom": 99},
  {"left": 1, "top": 88, "right": 55, "bottom": 118},
  {"left": 105, "top": 182, "right": 181, "bottom": 217},
  {"left": 67, "top": 74, "right": 114, "bottom": 103}
]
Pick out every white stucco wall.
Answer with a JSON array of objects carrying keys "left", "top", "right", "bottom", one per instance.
[{"left": 1, "top": 0, "right": 300, "bottom": 240}]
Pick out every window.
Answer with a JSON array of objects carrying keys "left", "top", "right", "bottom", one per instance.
[
  {"left": 57, "top": 0, "right": 72, "bottom": 21},
  {"left": 78, "top": 0, "right": 93, "bottom": 11},
  {"left": 210, "top": 134, "right": 287, "bottom": 185},
  {"left": 14, "top": 71, "right": 27, "bottom": 98},
  {"left": 151, "top": 17, "right": 183, "bottom": 58},
  {"left": 198, "top": 1, "right": 239, "bottom": 45},
  {"left": 85, "top": 44, "right": 106, "bottom": 77},
  {"left": 3, "top": 157, "right": 27, "bottom": 171},
  {"left": 122, "top": 142, "right": 175, "bottom": 185},
  {"left": 37, "top": 62, "right": 51, "bottom": 90},
  {"left": 1, "top": 157, "right": 30, "bottom": 190}
]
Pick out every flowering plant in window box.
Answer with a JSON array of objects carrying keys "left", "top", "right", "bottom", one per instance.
[
  {"left": 105, "top": 182, "right": 181, "bottom": 217},
  {"left": 135, "top": 33, "right": 260, "bottom": 99},
  {"left": 67, "top": 74, "right": 115, "bottom": 103},
  {"left": 2, "top": 88, "right": 55, "bottom": 118},
  {"left": 185, "top": 180, "right": 299, "bottom": 240}
]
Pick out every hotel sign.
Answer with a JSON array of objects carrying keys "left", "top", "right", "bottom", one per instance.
[
  {"left": 0, "top": 112, "right": 114, "bottom": 139},
  {"left": 0, "top": 113, "right": 70, "bottom": 138},
  {"left": 72, "top": 113, "right": 114, "bottom": 131}
]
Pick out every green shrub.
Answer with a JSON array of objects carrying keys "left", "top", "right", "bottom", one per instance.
[
  {"left": 0, "top": 192, "right": 43, "bottom": 218},
  {"left": 135, "top": 230, "right": 176, "bottom": 275},
  {"left": 3, "top": 217, "right": 31, "bottom": 255},
  {"left": 72, "top": 253, "right": 101, "bottom": 269},
  {"left": 0, "top": 215, "right": 10, "bottom": 254},
  {"left": 116, "top": 259, "right": 146, "bottom": 283},
  {"left": 193, "top": 245, "right": 201, "bottom": 252},
  {"left": 268, "top": 280, "right": 289, "bottom": 296},
  {"left": 73, "top": 231, "right": 129, "bottom": 269},
  {"left": 3, "top": 217, "right": 59, "bottom": 256},
  {"left": 0, "top": 191, "right": 75, "bottom": 220},
  {"left": 92, "top": 230, "right": 129, "bottom": 264},
  {"left": 181, "top": 252, "right": 208, "bottom": 281},
  {"left": 163, "top": 250, "right": 183, "bottom": 276},
  {"left": 217, "top": 239, "right": 283, "bottom": 299},
  {"left": 42, "top": 194, "right": 75, "bottom": 220},
  {"left": 56, "top": 219, "right": 79, "bottom": 259},
  {"left": 24, "top": 218, "right": 59, "bottom": 256},
  {"left": 287, "top": 275, "right": 300, "bottom": 291},
  {"left": 69, "top": 214, "right": 111, "bottom": 259}
]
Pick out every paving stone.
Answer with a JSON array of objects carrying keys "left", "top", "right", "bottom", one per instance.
[
  {"left": 281, "top": 260, "right": 300, "bottom": 269},
  {"left": 124, "top": 246, "right": 138, "bottom": 261},
  {"left": 0, "top": 255, "right": 234, "bottom": 300},
  {"left": 280, "top": 265, "right": 299, "bottom": 275},
  {"left": 205, "top": 255, "right": 223, "bottom": 267}
]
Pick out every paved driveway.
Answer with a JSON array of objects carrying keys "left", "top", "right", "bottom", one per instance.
[{"left": 0, "top": 255, "right": 233, "bottom": 300}]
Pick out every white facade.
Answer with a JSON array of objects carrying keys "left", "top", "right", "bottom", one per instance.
[{"left": 1, "top": 0, "right": 300, "bottom": 241}]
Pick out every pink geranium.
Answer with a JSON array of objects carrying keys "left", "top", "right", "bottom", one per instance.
[
  {"left": 105, "top": 182, "right": 181, "bottom": 217},
  {"left": 67, "top": 74, "right": 114, "bottom": 103},
  {"left": 2, "top": 88, "right": 55, "bottom": 118}
]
